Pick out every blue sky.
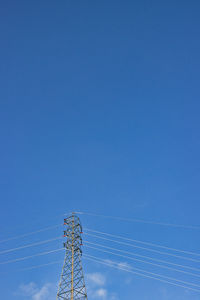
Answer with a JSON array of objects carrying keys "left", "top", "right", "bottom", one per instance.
[{"left": 0, "top": 0, "right": 200, "bottom": 299}]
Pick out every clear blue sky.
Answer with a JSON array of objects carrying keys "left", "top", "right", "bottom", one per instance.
[{"left": 0, "top": 0, "right": 200, "bottom": 299}]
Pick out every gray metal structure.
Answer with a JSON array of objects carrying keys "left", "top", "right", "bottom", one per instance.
[{"left": 56, "top": 214, "right": 88, "bottom": 300}]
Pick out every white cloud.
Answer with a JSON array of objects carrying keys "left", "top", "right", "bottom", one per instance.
[
  {"left": 94, "top": 288, "right": 107, "bottom": 298},
  {"left": 86, "top": 271, "right": 118, "bottom": 300},
  {"left": 17, "top": 282, "right": 55, "bottom": 300},
  {"left": 19, "top": 282, "right": 38, "bottom": 296},
  {"left": 117, "top": 261, "right": 132, "bottom": 270},
  {"left": 103, "top": 258, "right": 132, "bottom": 271},
  {"left": 32, "top": 284, "right": 51, "bottom": 300},
  {"left": 103, "top": 259, "right": 115, "bottom": 265},
  {"left": 86, "top": 272, "right": 106, "bottom": 286},
  {"left": 86, "top": 272, "right": 108, "bottom": 299}
]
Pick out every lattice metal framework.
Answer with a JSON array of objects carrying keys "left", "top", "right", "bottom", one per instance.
[{"left": 56, "top": 214, "right": 88, "bottom": 300}]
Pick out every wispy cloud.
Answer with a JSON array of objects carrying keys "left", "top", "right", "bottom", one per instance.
[
  {"left": 103, "top": 258, "right": 132, "bottom": 270},
  {"left": 16, "top": 282, "right": 55, "bottom": 300},
  {"left": 32, "top": 284, "right": 51, "bottom": 300},
  {"left": 86, "top": 272, "right": 118, "bottom": 300},
  {"left": 86, "top": 272, "right": 106, "bottom": 286},
  {"left": 94, "top": 288, "right": 107, "bottom": 299}
]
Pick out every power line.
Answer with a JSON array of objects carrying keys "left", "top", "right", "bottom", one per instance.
[
  {"left": 1, "top": 210, "right": 197, "bottom": 247},
  {"left": 85, "top": 228, "right": 200, "bottom": 257},
  {"left": 83, "top": 254, "right": 200, "bottom": 293},
  {"left": 0, "top": 224, "right": 62, "bottom": 244},
  {"left": 84, "top": 243, "right": 200, "bottom": 279},
  {"left": 0, "top": 210, "right": 74, "bottom": 244},
  {"left": 0, "top": 248, "right": 64, "bottom": 265},
  {"left": 1, "top": 237, "right": 199, "bottom": 278},
  {"left": 0, "top": 260, "right": 63, "bottom": 274},
  {"left": 0, "top": 236, "right": 62, "bottom": 255},
  {"left": 77, "top": 211, "right": 200, "bottom": 230},
  {"left": 84, "top": 232, "right": 200, "bottom": 263},
  {"left": 84, "top": 240, "right": 200, "bottom": 273}
]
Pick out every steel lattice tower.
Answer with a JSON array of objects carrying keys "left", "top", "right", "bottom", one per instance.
[{"left": 56, "top": 214, "right": 88, "bottom": 300}]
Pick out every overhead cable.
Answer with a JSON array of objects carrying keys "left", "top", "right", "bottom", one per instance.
[
  {"left": 84, "top": 232, "right": 200, "bottom": 263},
  {"left": 84, "top": 240, "right": 200, "bottom": 273},
  {"left": 84, "top": 243, "right": 200, "bottom": 279},
  {"left": 0, "top": 236, "right": 62, "bottom": 255},
  {"left": 85, "top": 228, "right": 200, "bottom": 257},
  {"left": 0, "top": 224, "right": 62, "bottom": 244},
  {"left": 0, "top": 248, "right": 64, "bottom": 265},
  {"left": 83, "top": 254, "right": 200, "bottom": 293},
  {"left": 0, "top": 260, "right": 63, "bottom": 274},
  {"left": 77, "top": 211, "right": 200, "bottom": 230}
]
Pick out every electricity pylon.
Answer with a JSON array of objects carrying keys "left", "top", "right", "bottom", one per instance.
[{"left": 56, "top": 213, "right": 88, "bottom": 300}]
